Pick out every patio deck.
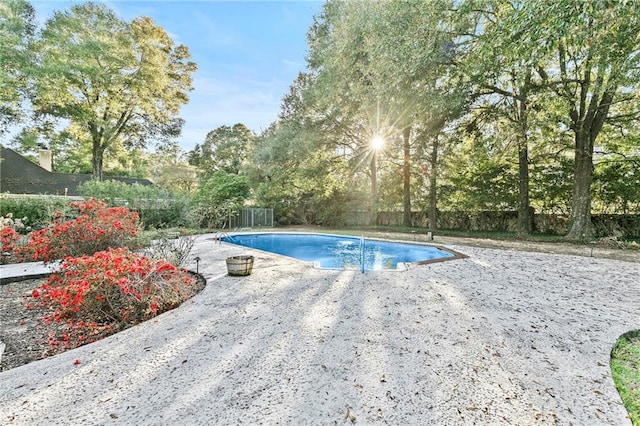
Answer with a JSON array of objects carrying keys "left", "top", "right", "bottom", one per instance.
[{"left": 0, "top": 234, "right": 638, "bottom": 425}]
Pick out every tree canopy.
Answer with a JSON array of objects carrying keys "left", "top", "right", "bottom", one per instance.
[
  {"left": 242, "top": 0, "right": 639, "bottom": 237},
  {"left": 4, "top": 0, "right": 639, "bottom": 238},
  {"left": 0, "top": 0, "right": 35, "bottom": 133},
  {"left": 28, "top": 2, "right": 197, "bottom": 180},
  {"left": 188, "top": 124, "right": 255, "bottom": 176}
]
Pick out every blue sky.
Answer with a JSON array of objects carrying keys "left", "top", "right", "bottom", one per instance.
[{"left": 30, "top": 0, "right": 323, "bottom": 152}]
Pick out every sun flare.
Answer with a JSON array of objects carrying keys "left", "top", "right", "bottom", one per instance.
[{"left": 371, "top": 135, "right": 385, "bottom": 151}]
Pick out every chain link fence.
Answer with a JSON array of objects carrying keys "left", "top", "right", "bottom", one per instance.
[{"left": 228, "top": 208, "right": 273, "bottom": 229}]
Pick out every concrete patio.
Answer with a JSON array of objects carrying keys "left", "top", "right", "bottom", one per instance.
[{"left": 0, "top": 234, "right": 638, "bottom": 425}]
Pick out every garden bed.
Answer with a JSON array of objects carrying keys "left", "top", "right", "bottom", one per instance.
[{"left": 0, "top": 271, "right": 205, "bottom": 371}]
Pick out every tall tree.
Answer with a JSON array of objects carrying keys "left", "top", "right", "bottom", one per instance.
[
  {"left": 30, "top": 2, "right": 196, "bottom": 180},
  {"left": 0, "top": 0, "right": 35, "bottom": 134},
  {"left": 512, "top": 0, "right": 640, "bottom": 239},
  {"left": 457, "top": 1, "right": 539, "bottom": 235},
  {"left": 306, "top": 0, "right": 464, "bottom": 227},
  {"left": 189, "top": 124, "right": 254, "bottom": 176},
  {"left": 364, "top": 0, "right": 465, "bottom": 228},
  {"left": 149, "top": 141, "right": 198, "bottom": 194},
  {"left": 247, "top": 72, "right": 357, "bottom": 226},
  {"left": 306, "top": 0, "right": 385, "bottom": 224},
  {"left": 251, "top": 121, "right": 353, "bottom": 226}
]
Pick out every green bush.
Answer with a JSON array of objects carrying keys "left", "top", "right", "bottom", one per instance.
[
  {"left": 0, "top": 195, "right": 73, "bottom": 228},
  {"left": 191, "top": 172, "right": 250, "bottom": 229},
  {"left": 77, "top": 180, "right": 191, "bottom": 229}
]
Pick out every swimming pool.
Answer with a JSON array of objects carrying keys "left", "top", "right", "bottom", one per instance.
[{"left": 220, "top": 233, "right": 459, "bottom": 271}]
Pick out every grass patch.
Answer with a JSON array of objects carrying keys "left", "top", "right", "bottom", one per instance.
[
  {"left": 611, "top": 330, "right": 640, "bottom": 425},
  {"left": 621, "top": 238, "right": 640, "bottom": 250}
]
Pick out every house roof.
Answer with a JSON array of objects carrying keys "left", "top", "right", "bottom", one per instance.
[{"left": 0, "top": 145, "right": 153, "bottom": 196}]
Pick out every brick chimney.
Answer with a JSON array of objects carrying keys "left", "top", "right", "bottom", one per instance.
[{"left": 39, "top": 149, "right": 52, "bottom": 172}]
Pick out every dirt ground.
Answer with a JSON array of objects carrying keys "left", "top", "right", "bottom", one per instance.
[{"left": 0, "top": 279, "right": 49, "bottom": 371}]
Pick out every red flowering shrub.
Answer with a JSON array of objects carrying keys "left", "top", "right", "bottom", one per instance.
[
  {"left": 1, "top": 226, "right": 21, "bottom": 254},
  {"left": 16, "top": 198, "right": 141, "bottom": 262},
  {"left": 29, "top": 247, "right": 196, "bottom": 352}
]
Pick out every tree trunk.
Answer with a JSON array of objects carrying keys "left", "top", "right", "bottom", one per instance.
[
  {"left": 428, "top": 135, "right": 439, "bottom": 230},
  {"left": 402, "top": 126, "right": 411, "bottom": 227},
  {"left": 370, "top": 154, "right": 378, "bottom": 226},
  {"left": 516, "top": 144, "right": 532, "bottom": 236},
  {"left": 564, "top": 85, "right": 613, "bottom": 240},
  {"left": 566, "top": 131, "right": 595, "bottom": 240},
  {"left": 516, "top": 75, "right": 532, "bottom": 236},
  {"left": 555, "top": 39, "right": 615, "bottom": 240},
  {"left": 92, "top": 139, "right": 104, "bottom": 181}
]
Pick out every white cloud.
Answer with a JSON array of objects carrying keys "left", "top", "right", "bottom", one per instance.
[{"left": 282, "top": 59, "right": 302, "bottom": 68}]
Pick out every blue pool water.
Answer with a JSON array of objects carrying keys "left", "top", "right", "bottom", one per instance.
[{"left": 220, "top": 233, "right": 455, "bottom": 271}]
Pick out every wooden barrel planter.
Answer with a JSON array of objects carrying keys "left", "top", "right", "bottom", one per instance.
[{"left": 226, "top": 255, "right": 254, "bottom": 276}]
